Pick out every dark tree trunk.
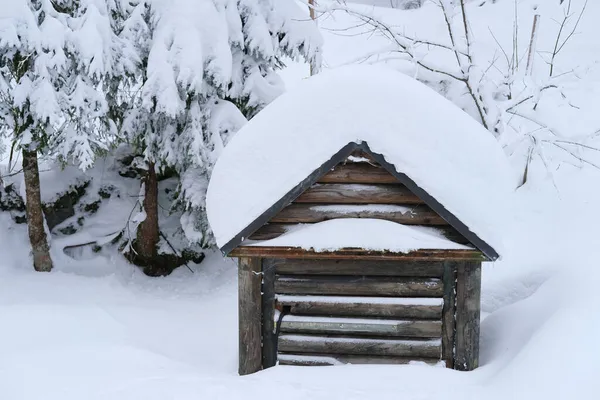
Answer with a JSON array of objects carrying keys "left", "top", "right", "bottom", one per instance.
[
  {"left": 136, "top": 162, "right": 159, "bottom": 272},
  {"left": 22, "top": 149, "right": 53, "bottom": 272}
]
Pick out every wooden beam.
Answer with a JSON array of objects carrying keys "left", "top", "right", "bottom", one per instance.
[
  {"left": 278, "top": 335, "right": 442, "bottom": 358},
  {"left": 238, "top": 257, "right": 262, "bottom": 375},
  {"left": 229, "top": 247, "right": 486, "bottom": 261},
  {"left": 280, "top": 315, "right": 442, "bottom": 338},
  {"left": 274, "top": 275, "right": 443, "bottom": 297},
  {"left": 441, "top": 262, "right": 457, "bottom": 368},
  {"left": 278, "top": 353, "right": 441, "bottom": 366},
  {"left": 270, "top": 203, "right": 447, "bottom": 225},
  {"left": 295, "top": 183, "right": 422, "bottom": 204},
  {"left": 261, "top": 259, "right": 277, "bottom": 369},
  {"left": 276, "top": 295, "right": 443, "bottom": 319},
  {"left": 272, "top": 259, "right": 444, "bottom": 277},
  {"left": 319, "top": 162, "right": 397, "bottom": 184},
  {"left": 454, "top": 262, "right": 481, "bottom": 371}
]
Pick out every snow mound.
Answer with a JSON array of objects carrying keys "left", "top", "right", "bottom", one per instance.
[
  {"left": 246, "top": 219, "right": 470, "bottom": 252},
  {"left": 206, "top": 65, "right": 514, "bottom": 254}
]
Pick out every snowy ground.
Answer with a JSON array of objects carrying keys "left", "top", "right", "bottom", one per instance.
[{"left": 2, "top": 1, "right": 600, "bottom": 399}]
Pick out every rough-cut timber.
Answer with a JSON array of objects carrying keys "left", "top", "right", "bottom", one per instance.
[
  {"left": 280, "top": 315, "right": 442, "bottom": 338},
  {"left": 270, "top": 203, "right": 447, "bottom": 225},
  {"left": 319, "top": 162, "right": 398, "bottom": 184},
  {"left": 295, "top": 183, "right": 423, "bottom": 204},
  {"left": 276, "top": 296, "right": 443, "bottom": 319},
  {"left": 238, "top": 257, "right": 262, "bottom": 375},
  {"left": 278, "top": 353, "right": 441, "bottom": 366},
  {"left": 261, "top": 260, "right": 277, "bottom": 369},
  {"left": 454, "top": 262, "right": 482, "bottom": 371},
  {"left": 442, "top": 262, "right": 457, "bottom": 368},
  {"left": 278, "top": 335, "right": 442, "bottom": 358},
  {"left": 272, "top": 259, "right": 444, "bottom": 277},
  {"left": 274, "top": 275, "right": 443, "bottom": 297},
  {"left": 22, "top": 149, "right": 53, "bottom": 272},
  {"left": 230, "top": 247, "right": 487, "bottom": 261}
]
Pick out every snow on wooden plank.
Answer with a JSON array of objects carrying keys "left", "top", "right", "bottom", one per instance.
[
  {"left": 319, "top": 162, "right": 398, "bottom": 184},
  {"left": 295, "top": 183, "right": 423, "bottom": 204},
  {"left": 277, "top": 353, "right": 444, "bottom": 366},
  {"left": 276, "top": 295, "right": 444, "bottom": 306}
]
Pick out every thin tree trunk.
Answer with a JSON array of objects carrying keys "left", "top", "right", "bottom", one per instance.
[
  {"left": 22, "top": 149, "right": 53, "bottom": 272},
  {"left": 136, "top": 162, "right": 159, "bottom": 264}
]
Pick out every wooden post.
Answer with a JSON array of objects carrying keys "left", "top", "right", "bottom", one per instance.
[
  {"left": 261, "top": 259, "right": 277, "bottom": 369},
  {"left": 454, "top": 261, "right": 482, "bottom": 371},
  {"left": 441, "top": 262, "right": 456, "bottom": 368},
  {"left": 238, "top": 257, "right": 262, "bottom": 375}
]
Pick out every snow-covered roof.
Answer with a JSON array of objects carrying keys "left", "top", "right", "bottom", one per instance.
[{"left": 206, "top": 65, "right": 513, "bottom": 257}]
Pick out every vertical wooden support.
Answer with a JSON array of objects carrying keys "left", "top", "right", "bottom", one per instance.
[
  {"left": 262, "top": 259, "right": 277, "bottom": 369},
  {"left": 238, "top": 257, "right": 262, "bottom": 375},
  {"left": 441, "top": 262, "right": 456, "bottom": 368},
  {"left": 454, "top": 261, "right": 482, "bottom": 371}
]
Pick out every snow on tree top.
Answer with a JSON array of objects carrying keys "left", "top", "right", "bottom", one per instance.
[{"left": 206, "top": 65, "right": 513, "bottom": 255}]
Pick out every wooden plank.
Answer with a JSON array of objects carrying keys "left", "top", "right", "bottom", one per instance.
[
  {"left": 249, "top": 224, "right": 470, "bottom": 245},
  {"left": 441, "top": 262, "right": 457, "bottom": 368},
  {"left": 454, "top": 262, "right": 481, "bottom": 371},
  {"left": 274, "top": 275, "right": 443, "bottom": 297},
  {"left": 319, "top": 163, "right": 398, "bottom": 184},
  {"left": 270, "top": 203, "right": 447, "bottom": 225},
  {"left": 278, "top": 353, "right": 441, "bottom": 366},
  {"left": 278, "top": 335, "right": 442, "bottom": 358},
  {"left": 295, "top": 184, "right": 423, "bottom": 204},
  {"left": 261, "top": 259, "right": 277, "bottom": 369},
  {"left": 238, "top": 257, "right": 262, "bottom": 375},
  {"left": 280, "top": 315, "right": 442, "bottom": 338},
  {"left": 272, "top": 259, "right": 444, "bottom": 277},
  {"left": 229, "top": 247, "right": 486, "bottom": 261},
  {"left": 277, "top": 295, "right": 443, "bottom": 319}
]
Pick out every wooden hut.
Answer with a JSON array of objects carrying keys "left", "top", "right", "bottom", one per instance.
[{"left": 205, "top": 66, "right": 511, "bottom": 375}]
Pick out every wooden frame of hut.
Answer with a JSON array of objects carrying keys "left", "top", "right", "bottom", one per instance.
[{"left": 217, "top": 142, "right": 498, "bottom": 375}]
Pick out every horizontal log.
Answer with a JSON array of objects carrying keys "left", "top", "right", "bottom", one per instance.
[
  {"left": 270, "top": 204, "right": 447, "bottom": 225},
  {"left": 278, "top": 335, "right": 442, "bottom": 358},
  {"left": 272, "top": 259, "right": 444, "bottom": 277},
  {"left": 319, "top": 162, "right": 397, "bottom": 184},
  {"left": 229, "top": 247, "right": 486, "bottom": 261},
  {"left": 276, "top": 295, "right": 443, "bottom": 319},
  {"left": 278, "top": 353, "right": 442, "bottom": 366},
  {"left": 274, "top": 275, "right": 443, "bottom": 297},
  {"left": 295, "top": 184, "right": 423, "bottom": 204},
  {"left": 280, "top": 315, "right": 442, "bottom": 338}
]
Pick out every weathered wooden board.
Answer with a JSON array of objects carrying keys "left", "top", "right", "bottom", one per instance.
[
  {"left": 272, "top": 259, "right": 444, "bottom": 277},
  {"left": 238, "top": 257, "right": 262, "bottom": 375},
  {"left": 261, "top": 260, "right": 277, "bottom": 369},
  {"left": 280, "top": 315, "right": 442, "bottom": 338},
  {"left": 270, "top": 203, "right": 447, "bottom": 225},
  {"left": 274, "top": 275, "right": 443, "bottom": 297},
  {"left": 278, "top": 353, "right": 441, "bottom": 366},
  {"left": 454, "top": 262, "right": 482, "bottom": 371},
  {"left": 442, "top": 262, "right": 457, "bottom": 368},
  {"left": 295, "top": 183, "right": 423, "bottom": 204},
  {"left": 278, "top": 335, "right": 442, "bottom": 358},
  {"left": 319, "top": 163, "right": 398, "bottom": 184},
  {"left": 276, "top": 295, "right": 443, "bottom": 319},
  {"left": 230, "top": 247, "right": 486, "bottom": 261}
]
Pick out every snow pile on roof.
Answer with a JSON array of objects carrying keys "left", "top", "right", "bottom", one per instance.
[
  {"left": 246, "top": 219, "right": 470, "bottom": 252},
  {"left": 207, "top": 65, "right": 514, "bottom": 253}
]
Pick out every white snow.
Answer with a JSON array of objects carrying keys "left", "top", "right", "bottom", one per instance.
[
  {"left": 246, "top": 218, "right": 470, "bottom": 252},
  {"left": 206, "top": 65, "right": 513, "bottom": 254},
  {"left": 276, "top": 295, "right": 444, "bottom": 306}
]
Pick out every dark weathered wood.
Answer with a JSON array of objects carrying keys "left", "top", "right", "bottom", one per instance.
[
  {"left": 238, "top": 257, "right": 262, "bottom": 375},
  {"left": 454, "top": 262, "right": 481, "bottom": 371},
  {"left": 272, "top": 259, "right": 444, "bottom": 277},
  {"left": 295, "top": 183, "right": 423, "bottom": 204},
  {"left": 278, "top": 335, "right": 441, "bottom": 358},
  {"left": 271, "top": 203, "right": 447, "bottom": 225},
  {"left": 249, "top": 224, "right": 470, "bottom": 245},
  {"left": 261, "top": 259, "right": 277, "bottom": 369},
  {"left": 319, "top": 162, "right": 398, "bottom": 184},
  {"left": 280, "top": 315, "right": 442, "bottom": 338},
  {"left": 275, "top": 275, "right": 443, "bottom": 297},
  {"left": 277, "top": 296, "right": 443, "bottom": 319},
  {"left": 229, "top": 247, "right": 486, "bottom": 261},
  {"left": 278, "top": 353, "right": 441, "bottom": 366},
  {"left": 441, "top": 262, "right": 457, "bottom": 368}
]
